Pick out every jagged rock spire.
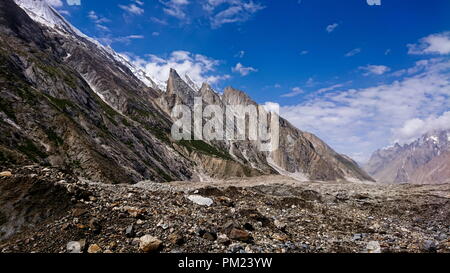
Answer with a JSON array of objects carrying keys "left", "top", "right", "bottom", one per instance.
[
  {"left": 166, "top": 68, "right": 197, "bottom": 106},
  {"left": 200, "top": 83, "right": 222, "bottom": 105}
]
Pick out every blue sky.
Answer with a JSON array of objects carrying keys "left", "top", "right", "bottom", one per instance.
[{"left": 50, "top": 0, "right": 450, "bottom": 162}]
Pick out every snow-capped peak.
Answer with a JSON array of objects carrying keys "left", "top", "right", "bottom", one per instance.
[
  {"left": 14, "top": 0, "right": 84, "bottom": 37},
  {"left": 14, "top": 0, "right": 161, "bottom": 90}
]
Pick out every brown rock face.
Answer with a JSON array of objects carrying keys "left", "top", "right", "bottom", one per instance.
[{"left": 365, "top": 129, "right": 450, "bottom": 184}]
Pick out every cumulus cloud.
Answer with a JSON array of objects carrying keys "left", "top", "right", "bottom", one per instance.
[
  {"left": 232, "top": 63, "right": 257, "bottom": 76},
  {"left": 393, "top": 112, "right": 450, "bottom": 144},
  {"left": 279, "top": 58, "right": 450, "bottom": 163},
  {"left": 125, "top": 50, "right": 230, "bottom": 87},
  {"left": 359, "top": 64, "right": 391, "bottom": 76},
  {"left": 408, "top": 32, "right": 450, "bottom": 55},
  {"left": 326, "top": 23, "right": 338, "bottom": 33}
]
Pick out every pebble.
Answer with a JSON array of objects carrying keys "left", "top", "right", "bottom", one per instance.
[
  {"left": 422, "top": 240, "right": 437, "bottom": 253},
  {"left": 125, "top": 224, "right": 135, "bottom": 238},
  {"left": 365, "top": 241, "right": 382, "bottom": 253},
  {"left": 168, "top": 233, "right": 185, "bottom": 246},
  {"left": 88, "top": 244, "right": 102, "bottom": 253},
  {"left": 139, "top": 235, "right": 162, "bottom": 253},
  {"left": 229, "top": 228, "right": 252, "bottom": 243},
  {"left": 0, "top": 171, "right": 12, "bottom": 177},
  {"left": 66, "top": 240, "right": 86, "bottom": 253}
]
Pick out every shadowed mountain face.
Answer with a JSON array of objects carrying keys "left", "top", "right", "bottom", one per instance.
[
  {"left": 366, "top": 129, "right": 450, "bottom": 184},
  {"left": 0, "top": 0, "right": 373, "bottom": 183}
]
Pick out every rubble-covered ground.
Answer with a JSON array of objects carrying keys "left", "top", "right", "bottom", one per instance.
[{"left": 0, "top": 165, "right": 449, "bottom": 253}]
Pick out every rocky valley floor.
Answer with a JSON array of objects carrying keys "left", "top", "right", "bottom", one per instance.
[{"left": 0, "top": 166, "right": 449, "bottom": 253}]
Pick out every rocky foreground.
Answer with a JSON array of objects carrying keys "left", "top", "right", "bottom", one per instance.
[{"left": 0, "top": 165, "right": 449, "bottom": 253}]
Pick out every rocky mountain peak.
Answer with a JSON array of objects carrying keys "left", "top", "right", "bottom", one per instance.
[
  {"left": 222, "top": 87, "right": 257, "bottom": 106},
  {"left": 199, "top": 83, "right": 222, "bottom": 105},
  {"left": 167, "top": 68, "right": 197, "bottom": 106},
  {"left": 365, "top": 128, "right": 450, "bottom": 184},
  {"left": 14, "top": 0, "right": 82, "bottom": 37}
]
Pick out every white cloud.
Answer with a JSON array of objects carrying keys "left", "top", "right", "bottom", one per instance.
[
  {"left": 281, "top": 87, "right": 303, "bottom": 98},
  {"left": 393, "top": 112, "right": 450, "bottom": 144},
  {"left": 204, "top": 0, "right": 265, "bottom": 28},
  {"left": 345, "top": 48, "right": 361, "bottom": 57},
  {"left": 236, "top": 50, "right": 245, "bottom": 58},
  {"left": 88, "top": 11, "right": 110, "bottom": 23},
  {"left": 316, "top": 83, "right": 345, "bottom": 94},
  {"left": 126, "top": 50, "right": 230, "bottom": 87},
  {"left": 232, "top": 62, "right": 257, "bottom": 76},
  {"left": 262, "top": 101, "right": 280, "bottom": 113},
  {"left": 119, "top": 1, "right": 145, "bottom": 15},
  {"left": 359, "top": 64, "right": 391, "bottom": 76},
  {"left": 159, "top": 0, "right": 190, "bottom": 19},
  {"left": 46, "top": 0, "right": 63, "bottom": 7},
  {"left": 279, "top": 58, "right": 450, "bottom": 163},
  {"left": 326, "top": 23, "right": 338, "bottom": 33},
  {"left": 66, "top": 0, "right": 80, "bottom": 5},
  {"left": 408, "top": 32, "right": 450, "bottom": 55},
  {"left": 96, "top": 35, "right": 144, "bottom": 45}
]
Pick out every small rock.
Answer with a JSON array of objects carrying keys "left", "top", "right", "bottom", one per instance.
[
  {"left": 300, "top": 190, "right": 322, "bottom": 202},
  {"left": 352, "top": 234, "right": 363, "bottom": 241},
  {"left": 423, "top": 240, "right": 437, "bottom": 253},
  {"left": 202, "top": 232, "right": 217, "bottom": 241},
  {"left": 66, "top": 239, "right": 86, "bottom": 253},
  {"left": 72, "top": 208, "right": 88, "bottom": 217},
  {"left": 365, "top": 241, "right": 382, "bottom": 253},
  {"left": 274, "top": 220, "right": 287, "bottom": 231},
  {"left": 217, "top": 234, "right": 231, "bottom": 246},
  {"left": 124, "top": 206, "right": 146, "bottom": 219},
  {"left": 88, "top": 218, "right": 102, "bottom": 234},
  {"left": 0, "top": 171, "right": 12, "bottom": 177},
  {"left": 87, "top": 244, "right": 102, "bottom": 254},
  {"left": 61, "top": 223, "right": 71, "bottom": 231},
  {"left": 125, "top": 224, "right": 135, "bottom": 238},
  {"left": 187, "top": 195, "right": 213, "bottom": 206},
  {"left": 108, "top": 241, "right": 118, "bottom": 250},
  {"left": 228, "top": 243, "right": 245, "bottom": 253},
  {"left": 229, "top": 228, "right": 252, "bottom": 243},
  {"left": 168, "top": 233, "right": 185, "bottom": 246},
  {"left": 139, "top": 235, "right": 162, "bottom": 253}
]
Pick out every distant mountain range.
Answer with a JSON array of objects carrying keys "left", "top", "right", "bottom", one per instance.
[
  {"left": 365, "top": 129, "right": 450, "bottom": 184},
  {"left": 0, "top": 0, "right": 373, "bottom": 183}
]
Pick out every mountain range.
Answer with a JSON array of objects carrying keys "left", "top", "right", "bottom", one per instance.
[
  {"left": 365, "top": 129, "right": 450, "bottom": 184},
  {"left": 0, "top": 0, "right": 375, "bottom": 184}
]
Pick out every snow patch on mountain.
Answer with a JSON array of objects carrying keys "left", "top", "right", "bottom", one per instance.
[{"left": 14, "top": 0, "right": 160, "bottom": 91}]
